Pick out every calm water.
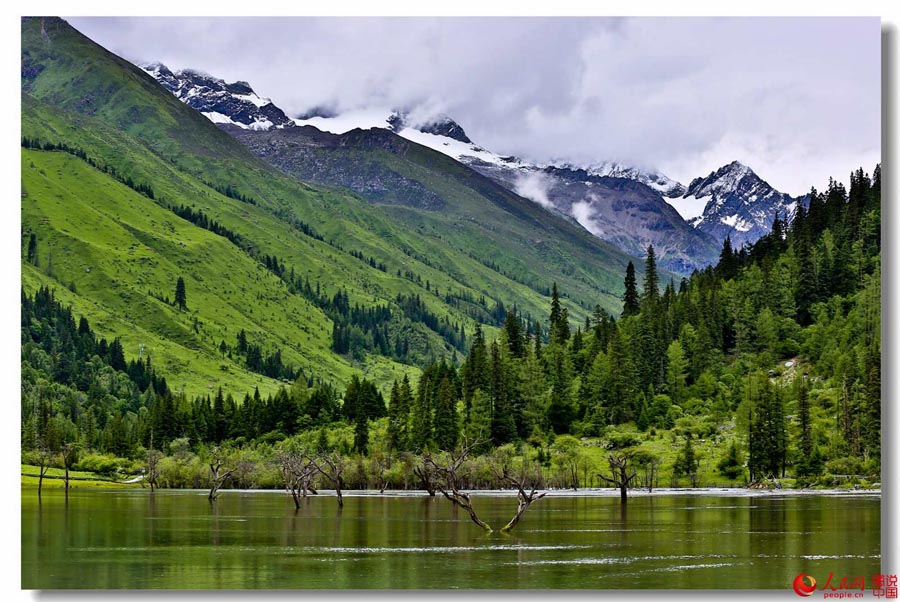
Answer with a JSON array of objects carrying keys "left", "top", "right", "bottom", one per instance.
[{"left": 21, "top": 489, "right": 880, "bottom": 590}]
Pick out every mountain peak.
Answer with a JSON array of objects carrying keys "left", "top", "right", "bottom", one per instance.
[
  {"left": 388, "top": 111, "right": 472, "bottom": 143},
  {"left": 141, "top": 63, "right": 293, "bottom": 130},
  {"left": 677, "top": 160, "right": 802, "bottom": 249}
]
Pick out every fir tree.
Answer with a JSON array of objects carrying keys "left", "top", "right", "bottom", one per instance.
[
  {"left": 622, "top": 261, "right": 640, "bottom": 317},
  {"left": 641, "top": 245, "right": 659, "bottom": 311},
  {"left": 433, "top": 376, "right": 459, "bottom": 450},
  {"left": 175, "top": 276, "right": 187, "bottom": 311},
  {"left": 26, "top": 232, "right": 38, "bottom": 266}
]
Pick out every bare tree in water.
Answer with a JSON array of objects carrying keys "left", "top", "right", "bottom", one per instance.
[
  {"left": 35, "top": 443, "right": 53, "bottom": 497},
  {"left": 598, "top": 452, "right": 639, "bottom": 504},
  {"left": 424, "top": 440, "right": 492, "bottom": 532},
  {"left": 413, "top": 456, "right": 437, "bottom": 496},
  {"left": 311, "top": 452, "right": 346, "bottom": 509},
  {"left": 277, "top": 446, "right": 317, "bottom": 509},
  {"left": 61, "top": 442, "right": 78, "bottom": 492},
  {"left": 146, "top": 448, "right": 163, "bottom": 492},
  {"left": 207, "top": 446, "right": 237, "bottom": 501},
  {"left": 495, "top": 462, "right": 547, "bottom": 533}
]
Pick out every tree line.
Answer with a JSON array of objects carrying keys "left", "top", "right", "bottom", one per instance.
[{"left": 22, "top": 163, "right": 881, "bottom": 493}]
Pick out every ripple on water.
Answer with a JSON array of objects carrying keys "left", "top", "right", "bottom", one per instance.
[{"left": 505, "top": 553, "right": 738, "bottom": 567}]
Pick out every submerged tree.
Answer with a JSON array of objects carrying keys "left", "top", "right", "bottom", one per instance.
[
  {"left": 207, "top": 446, "right": 237, "bottom": 501},
  {"left": 277, "top": 446, "right": 317, "bottom": 509},
  {"left": 598, "top": 452, "right": 639, "bottom": 504},
  {"left": 312, "top": 451, "right": 346, "bottom": 509},
  {"left": 424, "top": 441, "right": 492, "bottom": 532},
  {"left": 496, "top": 463, "right": 547, "bottom": 532},
  {"left": 145, "top": 447, "right": 163, "bottom": 492}
]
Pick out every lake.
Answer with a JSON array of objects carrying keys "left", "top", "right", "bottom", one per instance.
[{"left": 21, "top": 488, "right": 880, "bottom": 590}]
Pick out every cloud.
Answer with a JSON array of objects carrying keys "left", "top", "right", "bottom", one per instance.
[
  {"left": 513, "top": 171, "right": 554, "bottom": 209},
  {"left": 66, "top": 16, "right": 880, "bottom": 195},
  {"left": 571, "top": 198, "right": 604, "bottom": 237}
]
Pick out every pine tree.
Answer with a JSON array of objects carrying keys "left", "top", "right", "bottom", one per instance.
[
  {"left": 462, "top": 324, "right": 488, "bottom": 418},
  {"left": 665, "top": 340, "right": 688, "bottom": 403},
  {"left": 717, "top": 236, "right": 738, "bottom": 281},
  {"left": 489, "top": 342, "right": 516, "bottom": 443},
  {"left": 387, "top": 380, "right": 405, "bottom": 451},
  {"left": 411, "top": 373, "right": 433, "bottom": 450},
  {"left": 466, "top": 389, "right": 492, "bottom": 444},
  {"left": 533, "top": 322, "right": 543, "bottom": 360},
  {"left": 549, "top": 283, "right": 570, "bottom": 345},
  {"left": 503, "top": 308, "right": 524, "bottom": 358},
  {"left": 641, "top": 245, "right": 659, "bottom": 311},
  {"left": 432, "top": 376, "right": 459, "bottom": 450},
  {"left": 622, "top": 261, "right": 640, "bottom": 317},
  {"left": 795, "top": 376, "right": 816, "bottom": 477},
  {"left": 26, "top": 232, "right": 38, "bottom": 266},
  {"left": 673, "top": 434, "right": 699, "bottom": 484},
  {"left": 175, "top": 276, "right": 187, "bottom": 310}
]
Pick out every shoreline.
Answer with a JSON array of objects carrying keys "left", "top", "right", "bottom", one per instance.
[{"left": 21, "top": 485, "right": 882, "bottom": 497}]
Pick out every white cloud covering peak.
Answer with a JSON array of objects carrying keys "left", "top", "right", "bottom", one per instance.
[{"left": 67, "top": 16, "right": 880, "bottom": 195}]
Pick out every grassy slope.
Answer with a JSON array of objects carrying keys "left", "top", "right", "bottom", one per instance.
[{"left": 20, "top": 17, "right": 634, "bottom": 399}]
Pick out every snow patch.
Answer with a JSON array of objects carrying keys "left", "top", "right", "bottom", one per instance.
[
  {"left": 293, "top": 108, "right": 394, "bottom": 134},
  {"left": 248, "top": 118, "right": 274, "bottom": 131},
  {"left": 202, "top": 111, "right": 246, "bottom": 128},
  {"left": 235, "top": 93, "right": 270, "bottom": 108},
  {"left": 666, "top": 195, "right": 709, "bottom": 221},
  {"left": 721, "top": 215, "right": 740, "bottom": 228}
]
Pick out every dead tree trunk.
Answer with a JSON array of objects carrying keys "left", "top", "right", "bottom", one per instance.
[
  {"left": 424, "top": 442, "right": 491, "bottom": 532},
  {"left": 208, "top": 446, "right": 237, "bottom": 501},
  {"left": 278, "top": 450, "right": 303, "bottom": 509},
  {"left": 146, "top": 448, "right": 162, "bottom": 492},
  {"left": 598, "top": 453, "right": 638, "bottom": 504},
  {"left": 61, "top": 443, "right": 76, "bottom": 492},
  {"left": 312, "top": 452, "right": 346, "bottom": 509},
  {"left": 413, "top": 462, "right": 437, "bottom": 496},
  {"left": 498, "top": 466, "right": 547, "bottom": 533},
  {"left": 36, "top": 446, "right": 52, "bottom": 497}
]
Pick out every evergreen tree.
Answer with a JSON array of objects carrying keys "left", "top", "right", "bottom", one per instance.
[
  {"left": 747, "top": 373, "right": 786, "bottom": 481},
  {"left": 673, "top": 434, "right": 699, "bottom": 484},
  {"left": 411, "top": 373, "right": 433, "bottom": 450},
  {"left": 717, "top": 236, "right": 739, "bottom": 281},
  {"left": 533, "top": 321, "right": 543, "bottom": 360},
  {"left": 432, "top": 376, "right": 459, "bottom": 450},
  {"left": 466, "top": 389, "right": 492, "bottom": 444},
  {"left": 26, "top": 232, "right": 38, "bottom": 266},
  {"left": 490, "top": 342, "right": 517, "bottom": 444},
  {"left": 549, "top": 283, "right": 570, "bottom": 345},
  {"left": 665, "top": 339, "right": 688, "bottom": 403},
  {"left": 387, "top": 380, "right": 404, "bottom": 451},
  {"left": 462, "top": 324, "right": 488, "bottom": 418},
  {"left": 641, "top": 245, "right": 659, "bottom": 310},
  {"left": 622, "top": 261, "right": 640, "bottom": 318},
  {"left": 175, "top": 276, "right": 187, "bottom": 310},
  {"left": 503, "top": 308, "right": 525, "bottom": 358},
  {"left": 717, "top": 440, "right": 744, "bottom": 480}
]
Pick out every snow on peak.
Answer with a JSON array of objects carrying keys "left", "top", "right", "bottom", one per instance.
[{"left": 140, "top": 62, "right": 293, "bottom": 130}]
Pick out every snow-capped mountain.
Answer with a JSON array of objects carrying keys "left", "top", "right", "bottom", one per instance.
[
  {"left": 559, "top": 161, "right": 687, "bottom": 198},
  {"left": 139, "top": 62, "right": 792, "bottom": 269},
  {"left": 679, "top": 161, "right": 801, "bottom": 248},
  {"left": 141, "top": 63, "right": 293, "bottom": 130}
]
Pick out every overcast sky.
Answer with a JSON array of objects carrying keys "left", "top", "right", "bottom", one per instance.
[{"left": 68, "top": 17, "right": 880, "bottom": 195}]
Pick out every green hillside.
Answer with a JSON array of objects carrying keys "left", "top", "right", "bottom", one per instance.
[{"left": 21, "top": 17, "right": 635, "bottom": 397}]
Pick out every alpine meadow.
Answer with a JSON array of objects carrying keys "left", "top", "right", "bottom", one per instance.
[{"left": 20, "top": 16, "right": 883, "bottom": 592}]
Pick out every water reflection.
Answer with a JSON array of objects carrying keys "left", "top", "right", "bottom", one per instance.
[{"left": 22, "top": 490, "right": 880, "bottom": 590}]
